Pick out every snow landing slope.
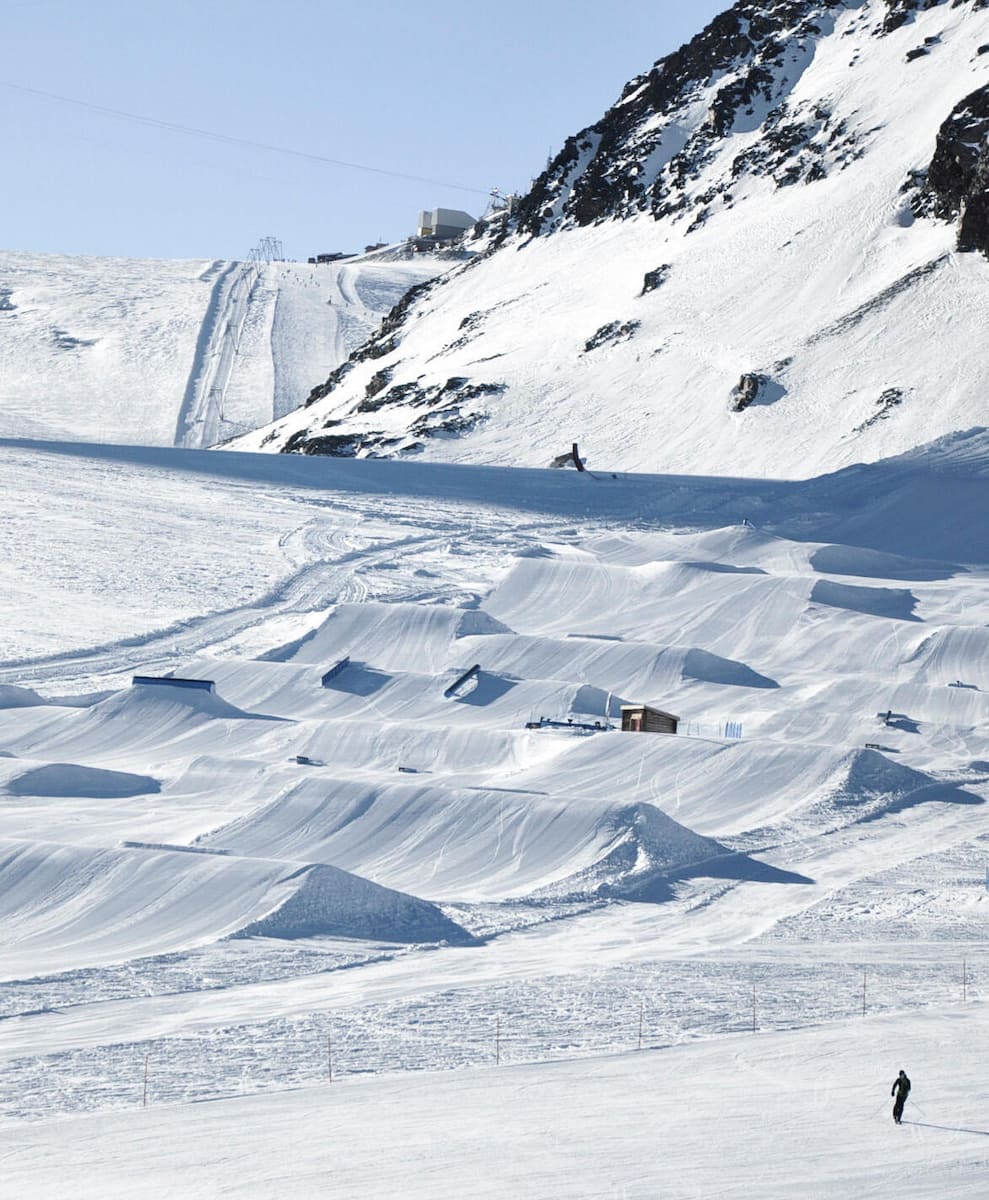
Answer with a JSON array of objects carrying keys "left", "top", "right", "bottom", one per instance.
[
  {"left": 0, "top": 248, "right": 446, "bottom": 447},
  {"left": 234, "top": 0, "right": 989, "bottom": 479}
]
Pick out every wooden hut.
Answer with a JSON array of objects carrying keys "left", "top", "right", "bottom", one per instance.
[{"left": 620, "top": 704, "right": 679, "bottom": 734}]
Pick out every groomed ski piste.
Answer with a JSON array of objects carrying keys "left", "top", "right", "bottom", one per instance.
[
  {"left": 2, "top": 429, "right": 989, "bottom": 1196},
  {"left": 0, "top": 247, "right": 446, "bottom": 447}
]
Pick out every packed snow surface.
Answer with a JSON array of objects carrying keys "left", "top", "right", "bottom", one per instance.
[
  {"left": 0, "top": 248, "right": 445, "bottom": 447},
  {"left": 1, "top": 425, "right": 989, "bottom": 1197}
]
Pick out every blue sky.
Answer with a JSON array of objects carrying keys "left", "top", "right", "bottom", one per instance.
[{"left": 1, "top": 0, "right": 727, "bottom": 261}]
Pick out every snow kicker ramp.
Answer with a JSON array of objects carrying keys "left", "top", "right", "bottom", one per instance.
[
  {"left": 0, "top": 838, "right": 474, "bottom": 979},
  {"left": 278, "top": 601, "right": 511, "bottom": 674},
  {"left": 3, "top": 683, "right": 287, "bottom": 763},
  {"left": 200, "top": 776, "right": 735, "bottom": 903}
]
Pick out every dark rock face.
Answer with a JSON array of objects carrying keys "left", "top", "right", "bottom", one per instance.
[
  {"left": 282, "top": 377, "right": 504, "bottom": 456},
  {"left": 583, "top": 321, "right": 640, "bottom": 353},
  {"left": 729, "top": 372, "right": 788, "bottom": 412},
  {"left": 640, "top": 266, "right": 671, "bottom": 295},
  {"left": 854, "top": 387, "right": 906, "bottom": 432},
  {"left": 730, "top": 373, "right": 766, "bottom": 412},
  {"left": 514, "top": 1, "right": 852, "bottom": 237},
  {"left": 513, "top": 0, "right": 988, "bottom": 239},
  {"left": 916, "top": 84, "right": 989, "bottom": 256}
]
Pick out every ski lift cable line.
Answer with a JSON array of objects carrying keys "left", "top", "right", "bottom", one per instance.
[{"left": 0, "top": 79, "right": 492, "bottom": 196}]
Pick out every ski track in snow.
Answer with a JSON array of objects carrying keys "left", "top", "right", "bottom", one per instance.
[{"left": 0, "top": 248, "right": 449, "bottom": 451}]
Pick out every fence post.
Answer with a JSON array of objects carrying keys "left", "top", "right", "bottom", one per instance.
[
  {"left": 142, "top": 1053, "right": 149, "bottom": 1108},
  {"left": 637, "top": 1001, "right": 644, "bottom": 1051}
]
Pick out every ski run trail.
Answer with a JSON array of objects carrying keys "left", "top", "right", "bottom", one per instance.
[
  {"left": 1, "top": 430, "right": 989, "bottom": 1197},
  {"left": 0, "top": 247, "right": 445, "bottom": 449}
]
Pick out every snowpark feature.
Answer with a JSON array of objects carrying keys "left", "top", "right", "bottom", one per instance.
[{"left": 1, "top": 425, "right": 989, "bottom": 1197}]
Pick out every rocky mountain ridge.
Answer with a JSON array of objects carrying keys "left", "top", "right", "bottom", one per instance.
[{"left": 230, "top": 0, "right": 989, "bottom": 478}]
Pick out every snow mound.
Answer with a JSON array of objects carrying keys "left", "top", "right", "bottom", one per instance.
[
  {"left": 810, "top": 545, "right": 961, "bottom": 582},
  {"left": 906, "top": 627, "right": 989, "bottom": 690},
  {"left": 0, "top": 838, "right": 473, "bottom": 978},
  {"left": 198, "top": 776, "right": 742, "bottom": 904},
  {"left": 100, "top": 682, "right": 277, "bottom": 723},
  {"left": 531, "top": 802, "right": 805, "bottom": 901},
  {"left": 816, "top": 749, "right": 982, "bottom": 823},
  {"left": 569, "top": 683, "right": 623, "bottom": 719},
  {"left": 454, "top": 609, "right": 513, "bottom": 638},
  {"left": 231, "top": 862, "right": 477, "bottom": 945},
  {"left": 4, "top": 763, "right": 161, "bottom": 798},
  {"left": 810, "top": 579, "right": 921, "bottom": 622},
  {"left": 681, "top": 648, "right": 779, "bottom": 690},
  {"left": 0, "top": 684, "right": 47, "bottom": 709},
  {"left": 284, "top": 602, "right": 508, "bottom": 674}
]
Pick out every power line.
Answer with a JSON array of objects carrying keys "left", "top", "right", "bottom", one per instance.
[{"left": 0, "top": 79, "right": 491, "bottom": 197}]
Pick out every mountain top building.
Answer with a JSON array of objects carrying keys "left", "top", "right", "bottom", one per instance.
[{"left": 417, "top": 208, "right": 476, "bottom": 239}]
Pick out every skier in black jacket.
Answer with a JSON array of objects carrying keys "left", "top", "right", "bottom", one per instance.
[{"left": 891, "top": 1069, "right": 911, "bottom": 1124}]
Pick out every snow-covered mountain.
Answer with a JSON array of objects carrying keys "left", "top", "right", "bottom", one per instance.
[
  {"left": 5, "top": 5, "right": 989, "bottom": 1194},
  {"left": 233, "top": 0, "right": 989, "bottom": 478},
  {"left": 0, "top": 248, "right": 447, "bottom": 446}
]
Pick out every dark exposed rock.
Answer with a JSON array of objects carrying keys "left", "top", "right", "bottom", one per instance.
[
  {"left": 583, "top": 321, "right": 640, "bottom": 353},
  {"left": 915, "top": 84, "right": 989, "bottom": 255},
  {"left": 880, "top": 0, "right": 943, "bottom": 34},
  {"left": 351, "top": 279, "right": 435, "bottom": 363},
  {"left": 364, "top": 366, "right": 394, "bottom": 401},
  {"left": 905, "top": 46, "right": 931, "bottom": 60},
  {"left": 730, "top": 373, "right": 766, "bottom": 412},
  {"left": 729, "top": 372, "right": 787, "bottom": 412},
  {"left": 357, "top": 381, "right": 420, "bottom": 413},
  {"left": 640, "top": 266, "right": 671, "bottom": 295},
  {"left": 882, "top": 0, "right": 986, "bottom": 34},
  {"left": 282, "top": 430, "right": 369, "bottom": 457},
  {"left": 409, "top": 408, "right": 489, "bottom": 439},
  {"left": 0, "top": 289, "right": 15, "bottom": 312},
  {"left": 854, "top": 387, "right": 907, "bottom": 432},
  {"left": 515, "top": 1, "right": 848, "bottom": 237},
  {"left": 282, "top": 377, "right": 505, "bottom": 456}
]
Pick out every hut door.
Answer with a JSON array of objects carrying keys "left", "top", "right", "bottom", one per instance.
[{"left": 629, "top": 715, "right": 642, "bottom": 731}]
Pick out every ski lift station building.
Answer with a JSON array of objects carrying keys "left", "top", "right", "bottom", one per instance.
[
  {"left": 621, "top": 704, "right": 679, "bottom": 734},
  {"left": 417, "top": 208, "right": 476, "bottom": 239}
]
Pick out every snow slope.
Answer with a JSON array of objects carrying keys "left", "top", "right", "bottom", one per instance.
[
  {"left": 4, "top": 1006, "right": 989, "bottom": 1200},
  {"left": 236, "top": 0, "right": 989, "bottom": 479},
  {"left": 0, "top": 429, "right": 988, "bottom": 1165},
  {"left": 0, "top": 248, "right": 446, "bottom": 447}
]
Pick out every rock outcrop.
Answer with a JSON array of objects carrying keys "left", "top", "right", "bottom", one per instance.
[{"left": 915, "top": 83, "right": 989, "bottom": 255}]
